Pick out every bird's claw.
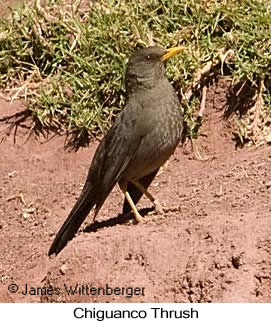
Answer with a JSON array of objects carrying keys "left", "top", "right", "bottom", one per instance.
[
  {"left": 134, "top": 213, "right": 145, "bottom": 223},
  {"left": 154, "top": 201, "right": 164, "bottom": 214}
]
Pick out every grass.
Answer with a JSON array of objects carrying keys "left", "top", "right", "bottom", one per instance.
[{"left": 0, "top": 0, "right": 270, "bottom": 146}]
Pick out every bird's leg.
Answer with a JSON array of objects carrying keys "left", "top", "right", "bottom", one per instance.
[
  {"left": 131, "top": 180, "right": 163, "bottom": 214},
  {"left": 121, "top": 188, "right": 144, "bottom": 223}
]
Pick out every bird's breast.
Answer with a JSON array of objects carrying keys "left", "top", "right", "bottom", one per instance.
[{"left": 122, "top": 82, "right": 183, "bottom": 181}]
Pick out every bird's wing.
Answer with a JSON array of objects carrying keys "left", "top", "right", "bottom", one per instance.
[
  {"left": 86, "top": 97, "right": 150, "bottom": 207},
  {"left": 48, "top": 99, "right": 147, "bottom": 256}
]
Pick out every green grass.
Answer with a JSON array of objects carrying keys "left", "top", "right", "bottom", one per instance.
[{"left": 0, "top": 0, "right": 270, "bottom": 144}]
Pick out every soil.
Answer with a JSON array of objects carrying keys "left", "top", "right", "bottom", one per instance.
[
  {"left": 0, "top": 2, "right": 271, "bottom": 303},
  {"left": 0, "top": 78, "right": 270, "bottom": 303}
]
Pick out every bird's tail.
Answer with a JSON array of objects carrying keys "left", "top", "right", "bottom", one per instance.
[{"left": 48, "top": 182, "right": 97, "bottom": 256}]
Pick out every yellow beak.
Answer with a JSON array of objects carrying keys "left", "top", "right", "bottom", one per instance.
[{"left": 161, "top": 46, "right": 183, "bottom": 62}]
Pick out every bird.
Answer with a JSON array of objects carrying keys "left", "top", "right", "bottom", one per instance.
[{"left": 48, "top": 45, "right": 183, "bottom": 256}]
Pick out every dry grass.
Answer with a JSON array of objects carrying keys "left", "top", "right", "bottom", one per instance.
[{"left": 0, "top": 0, "right": 270, "bottom": 146}]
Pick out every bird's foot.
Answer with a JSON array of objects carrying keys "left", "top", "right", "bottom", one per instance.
[
  {"left": 133, "top": 211, "right": 145, "bottom": 223},
  {"left": 154, "top": 200, "right": 164, "bottom": 214},
  {"left": 147, "top": 201, "right": 164, "bottom": 217}
]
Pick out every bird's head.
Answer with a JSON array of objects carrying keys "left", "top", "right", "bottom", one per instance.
[{"left": 125, "top": 46, "right": 183, "bottom": 93}]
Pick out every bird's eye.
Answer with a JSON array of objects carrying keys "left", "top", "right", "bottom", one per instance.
[{"left": 146, "top": 55, "right": 151, "bottom": 60}]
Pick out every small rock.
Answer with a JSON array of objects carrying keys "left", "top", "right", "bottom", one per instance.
[
  {"left": 232, "top": 254, "right": 243, "bottom": 269},
  {"left": 60, "top": 264, "right": 68, "bottom": 275}
]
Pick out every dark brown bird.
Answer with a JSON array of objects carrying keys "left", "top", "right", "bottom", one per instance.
[{"left": 49, "top": 46, "right": 183, "bottom": 256}]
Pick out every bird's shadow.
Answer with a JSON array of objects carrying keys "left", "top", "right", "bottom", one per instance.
[{"left": 83, "top": 207, "right": 154, "bottom": 234}]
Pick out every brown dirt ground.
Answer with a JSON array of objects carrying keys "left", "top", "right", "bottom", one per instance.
[
  {"left": 0, "top": 77, "right": 270, "bottom": 303},
  {"left": 0, "top": 0, "right": 271, "bottom": 303},
  {"left": 0, "top": 0, "right": 20, "bottom": 16}
]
